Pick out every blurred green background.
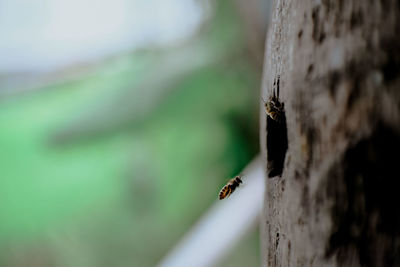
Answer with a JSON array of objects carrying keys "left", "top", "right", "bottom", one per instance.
[{"left": 0, "top": 1, "right": 266, "bottom": 266}]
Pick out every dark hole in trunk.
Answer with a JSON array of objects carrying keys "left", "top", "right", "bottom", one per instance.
[{"left": 266, "top": 110, "right": 288, "bottom": 178}]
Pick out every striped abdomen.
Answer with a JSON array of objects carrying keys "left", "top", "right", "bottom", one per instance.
[{"left": 219, "top": 176, "right": 242, "bottom": 200}]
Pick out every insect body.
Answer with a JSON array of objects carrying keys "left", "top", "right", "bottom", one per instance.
[
  {"left": 219, "top": 176, "right": 242, "bottom": 200},
  {"left": 262, "top": 95, "right": 285, "bottom": 123}
]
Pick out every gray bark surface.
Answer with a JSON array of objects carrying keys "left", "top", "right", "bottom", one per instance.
[{"left": 260, "top": 1, "right": 400, "bottom": 266}]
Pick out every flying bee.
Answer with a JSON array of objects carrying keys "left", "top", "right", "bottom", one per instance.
[
  {"left": 219, "top": 175, "right": 242, "bottom": 200},
  {"left": 261, "top": 95, "right": 285, "bottom": 123}
]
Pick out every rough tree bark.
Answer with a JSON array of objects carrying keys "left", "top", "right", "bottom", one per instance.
[{"left": 260, "top": 1, "right": 400, "bottom": 266}]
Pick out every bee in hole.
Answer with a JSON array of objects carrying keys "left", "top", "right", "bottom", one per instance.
[
  {"left": 261, "top": 95, "right": 285, "bottom": 123},
  {"left": 219, "top": 175, "right": 242, "bottom": 200}
]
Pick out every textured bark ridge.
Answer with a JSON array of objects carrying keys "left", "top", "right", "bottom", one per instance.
[{"left": 260, "top": 0, "right": 400, "bottom": 266}]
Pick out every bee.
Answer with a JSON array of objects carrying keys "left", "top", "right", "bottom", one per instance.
[
  {"left": 219, "top": 175, "right": 243, "bottom": 200},
  {"left": 262, "top": 95, "right": 285, "bottom": 123}
]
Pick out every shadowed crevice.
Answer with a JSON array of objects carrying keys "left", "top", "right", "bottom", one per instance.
[{"left": 266, "top": 108, "right": 288, "bottom": 178}]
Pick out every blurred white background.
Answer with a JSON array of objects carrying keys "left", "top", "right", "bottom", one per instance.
[{"left": 0, "top": 0, "right": 207, "bottom": 73}]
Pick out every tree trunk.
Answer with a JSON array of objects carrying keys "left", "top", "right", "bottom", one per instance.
[{"left": 260, "top": 0, "right": 400, "bottom": 266}]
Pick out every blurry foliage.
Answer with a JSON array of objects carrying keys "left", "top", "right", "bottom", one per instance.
[{"left": 0, "top": 1, "right": 261, "bottom": 266}]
